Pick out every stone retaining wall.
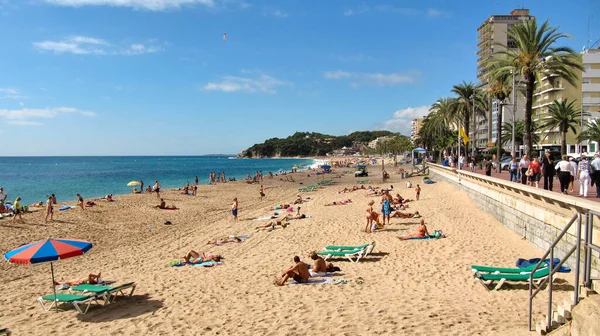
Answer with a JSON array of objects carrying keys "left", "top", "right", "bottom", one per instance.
[{"left": 428, "top": 164, "right": 600, "bottom": 286}]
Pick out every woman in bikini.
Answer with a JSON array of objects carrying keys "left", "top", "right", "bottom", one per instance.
[
  {"left": 399, "top": 220, "right": 430, "bottom": 240},
  {"left": 182, "top": 251, "right": 222, "bottom": 264},
  {"left": 207, "top": 237, "right": 242, "bottom": 245},
  {"left": 391, "top": 210, "right": 420, "bottom": 218},
  {"left": 256, "top": 220, "right": 288, "bottom": 230},
  {"left": 365, "top": 200, "right": 376, "bottom": 233}
]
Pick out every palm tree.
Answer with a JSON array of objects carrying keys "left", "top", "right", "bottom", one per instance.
[
  {"left": 501, "top": 120, "right": 541, "bottom": 151},
  {"left": 578, "top": 120, "right": 600, "bottom": 146},
  {"left": 485, "top": 18, "right": 583, "bottom": 158},
  {"left": 539, "top": 99, "right": 589, "bottom": 155},
  {"left": 451, "top": 82, "right": 486, "bottom": 155},
  {"left": 487, "top": 69, "right": 513, "bottom": 171}
]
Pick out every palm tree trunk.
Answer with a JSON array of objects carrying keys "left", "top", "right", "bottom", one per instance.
[
  {"left": 524, "top": 72, "right": 535, "bottom": 158},
  {"left": 496, "top": 104, "right": 503, "bottom": 172},
  {"left": 561, "top": 130, "right": 567, "bottom": 156}
]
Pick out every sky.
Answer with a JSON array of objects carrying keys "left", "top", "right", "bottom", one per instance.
[{"left": 0, "top": 0, "right": 598, "bottom": 156}]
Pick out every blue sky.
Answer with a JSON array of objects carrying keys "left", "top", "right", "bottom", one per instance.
[{"left": 0, "top": 0, "right": 598, "bottom": 155}]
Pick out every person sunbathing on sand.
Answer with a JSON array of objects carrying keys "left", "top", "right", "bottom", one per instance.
[
  {"left": 308, "top": 251, "right": 340, "bottom": 276},
  {"left": 398, "top": 220, "right": 430, "bottom": 240},
  {"left": 325, "top": 199, "right": 351, "bottom": 206},
  {"left": 275, "top": 256, "right": 310, "bottom": 286},
  {"left": 207, "top": 237, "right": 242, "bottom": 245},
  {"left": 256, "top": 220, "right": 288, "bottom": 230},
  {"left": 182, "top": 251, "right": 222, "bottom": 264},
  {"left": 132, "top": 188, "right": 141, "bottom": 194},
  {"left": 155, "top": 199, "right": 177, "bottom": 209},
  {"left": 391, "top": 210, "right": 420, "bottom": 218},
  {"left": 56, "top": 272, "right": 102, "bottom": 286}
]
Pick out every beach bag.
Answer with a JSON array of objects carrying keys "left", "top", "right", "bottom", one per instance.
[{"left": 525, "top": 168, "right": 532, "bottom": 177}]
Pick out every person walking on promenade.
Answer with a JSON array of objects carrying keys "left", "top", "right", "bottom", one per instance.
[
  {"left": 509, "top": 157, "right": 519, "bottom": 183},
  {"left": 528, "top": 157, "right": 541, "bottom": 188},
  {"left": 568, "top": 157, "right": 578, "bottom": 193},
  {"left": 541, "top": 151, "right": 556, "bottom": 191},
  {"left": 555, "top": 156, "right": 572, "bottom": 194},
  {"left": 591, "top": 153, "right": 600, "bottom": 198},
  {"left": 578, "top": 156, "right": 591, "bottom": 197},
  {"left": 485, "top": 159, "right": 493, "bottom": 176},
  {"left": 519, "top": 155, "right": 530, "bottom": 185},
  {"left": 458, "top": 154, "right": 465, "bottom": 170}
]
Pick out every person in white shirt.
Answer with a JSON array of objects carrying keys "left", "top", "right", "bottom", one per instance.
[
  {"left": 578, "top": 156, "right": 591, "bottom": 197},
  {"left": 519, "top": 155, "right": 530, "bottom": 185},
  {"left": 458, "top": 154, "right": 465, "bottom": 170},
  {"left": 555, "top": 156, "right": 572, "bottom": 194},
  {"left": 568, "top": 157, "right": 578, "bottom": 193}
]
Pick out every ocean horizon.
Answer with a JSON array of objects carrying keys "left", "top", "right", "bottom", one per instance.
[{"left": 0, "top": 156, "right": 317, "bottom": 205}]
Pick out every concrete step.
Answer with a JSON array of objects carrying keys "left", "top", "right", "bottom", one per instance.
[
  {"left": 539, "top": 316, "right": 559, "bottom": 332},
  {"left": 553, "top": 310, "right": 566, "bottom": 324},
  {"left": 557, "top": 304, "right": 572, "bottom": 320},
  {"left": 536, "top": 322, "right": 547, "bottom": 335}
]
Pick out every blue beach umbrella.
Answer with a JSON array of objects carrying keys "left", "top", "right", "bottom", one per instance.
[{"left": 5, "top": 238, "right": 93, "bottom": 311}]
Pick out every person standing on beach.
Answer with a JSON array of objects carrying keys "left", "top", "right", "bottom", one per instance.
[
  {"left": 232, "top": 198, "right": 238, "bottom": 221},
  {"left": 51, "top": 194, "right": 57, "bottom": 205},
  {"left": 12, "top": 197, "right": 25, "bottom": 224},
  {"left": 259, "top": 185, "right": 265, "bottom": 199},
  {"left": 0, "top": 187, "right": 7, "bottom": 204},
  {"left": 140, "top": 180, "right": 144, "bottom": 193},
  {"left": 77, "top": 194, "right": 85, "bottom": 210},
  {"left": 415, "top": 184, "right": 421, "bottom": 201},
  {"left": 153, "top": 181, "right": 161, "bottom": 200},
  {"left": 380, "top": 191, "right": 391, "bottom": 225},
  {"left": 194, "top": 176, "right": 199, "bottom": 185},
  {"left": 45, "top": 196, "right": 54, "bottom": 223},
  {"left": 222, "top": 172, "right": 226, "bottom": 183}
]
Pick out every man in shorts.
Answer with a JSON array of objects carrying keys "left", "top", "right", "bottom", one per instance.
[
  {"left": 231, "top": 197, "right": 238, "bottom": 221},
  {"left": 275, "top": 256, "right": 310, "bottom": 285}
]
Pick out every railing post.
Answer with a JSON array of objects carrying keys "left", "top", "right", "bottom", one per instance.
[
  {"left": 574, "top": 213, "right": 582, "bottom": 305},
  {"left": 548, "top": 248, "right": 554, "bottom": 332},
  {"left": 529, "top": 273, "right": 533, "bottom": 331},
  {"left": 586, "top": 214, "right": 594, "bottom": 288},
  {"left": 583, "top": 213, "right": 589, "bottom": 288}
]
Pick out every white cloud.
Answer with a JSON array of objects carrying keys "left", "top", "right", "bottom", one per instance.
[
  {"left": 0, "top": 107, "right": 96, "bottom": 126},
  {"left": 381, "top": 106, "right": 431, "bottom": 135},
  {"left": 33, "top": 36, "right": 162, "bottom": 55},
  {"left": 0, "top": 88, "right": 26, "bottom": 100},
  {"left": 262, "top": 8, "right": 288, "bottom": 18},
  {"left": 323, "top": 70, "right": 419, "bottom": 87},
  {"left": 202, "top": 71, "right": 291, "bottom": 94},
  {"left": 44, "top": 0, "right": 216, "bottom": 10},
  {"left": 343, "top": 5, "right": 449, "bottom": 17}
]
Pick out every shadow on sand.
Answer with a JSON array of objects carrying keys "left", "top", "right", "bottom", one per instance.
[{"left": 77, "top": 294, "right": 164, "bottom": 322}]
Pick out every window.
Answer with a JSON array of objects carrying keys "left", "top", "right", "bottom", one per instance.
[
  {"left": 591, "top": 143, "right": 596, "bottom": 153},
  {"left": 583, "top": 78, "right": 590, "bottom": 84},
  {"left": 569, "top": 145, "right": 576, "bottom": 153}
]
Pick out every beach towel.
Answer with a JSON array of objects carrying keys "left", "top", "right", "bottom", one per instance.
[
  {"left": 288, "top": 277, "right": 334, "bottom": 286},
  {"left": 516, "top": 258, "right": 571, "bottom": 273},
  {"left": 59, "top": 205, "right": 76, "bottom": 211},
  {"left": 192, "top": 261, "right": 223, "bottom": 267}
]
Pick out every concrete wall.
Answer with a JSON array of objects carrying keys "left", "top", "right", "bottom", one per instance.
[{"left": 428, "top": 164, "right": 600, "bottom": 287}]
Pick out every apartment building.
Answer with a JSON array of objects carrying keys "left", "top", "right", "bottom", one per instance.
[
  {"left": 581, "top": 48, "right": 600, "bottom": 153},
  {"left": 410, "top": 118, "right": 424, "bottom": 143},
  {"left": 475, "top": 8, "right": 533, "bottom": 151}
]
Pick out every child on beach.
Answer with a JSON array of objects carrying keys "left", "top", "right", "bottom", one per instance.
[
  {"left": 232, "top": 198, "right": 238, "bottom": 221},
  {"left": 260, "top": 185, "right": 265, "bottom": 199},
  {"left": 45, "top": 196, "right": 54, "bottom": 223},
  {"left": 77, "top": 194, "right": 85, "bottom": 210},
  {"left": 415, "top": 184, "right": 421, "bottom": 201}
]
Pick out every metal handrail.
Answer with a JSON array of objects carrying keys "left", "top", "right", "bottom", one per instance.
[{"left": 527, "top": 212, "right": 582, "bottom": 331}]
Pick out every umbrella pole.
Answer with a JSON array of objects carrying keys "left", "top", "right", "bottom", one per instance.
[{"left": 50, "top": 262, "right": 58, "bottom": 312}]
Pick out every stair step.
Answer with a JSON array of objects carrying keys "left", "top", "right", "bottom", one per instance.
[
  {"left": 535, "top": 322, "right": 547, "bottom": 335},
  {"left": 553, "top": 311, "right": 566, "bottom": 324},
  {"left": 557, "top": 305, "right": 572, "bottom": 320},
  {"left": 540, "top": 316, "right": 559, "bottom": 330}
]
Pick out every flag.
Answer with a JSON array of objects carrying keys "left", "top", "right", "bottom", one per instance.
[{"left": 459, "top": 126, "right": 469, "bottom": 145}]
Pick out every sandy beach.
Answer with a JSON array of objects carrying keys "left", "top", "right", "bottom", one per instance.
[{"left": 0, "top": 167, "right": 573, "bottom": 335}]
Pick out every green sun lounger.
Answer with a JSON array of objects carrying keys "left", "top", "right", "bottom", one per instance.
[
  {"left": 474, "top": 267, "right": 551, "bottom": 291},
  {"left": 0, "top": 328, "right": 11, "bottom": 335},
  {"left": 471, "top": 263, "right": 544, "bottom": 274},
  {"left": 317, "top": 248, "right": 365, "bottom": 263},
  {"left": 37, "top": 293, "right": 102, "bottom": 314},
  {"left": 71, "top": 282, "right": 137, "bottom": 303},
  {"left": 324, "top": 242, "right": 375, "bottom": 256}
]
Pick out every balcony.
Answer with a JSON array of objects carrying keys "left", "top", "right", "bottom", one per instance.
[
  {"left": 583, "top": 97, "right": 600, "bottom": 106},
  {"left": 582, "top": 83, "right": 600, "bottom": 92}
]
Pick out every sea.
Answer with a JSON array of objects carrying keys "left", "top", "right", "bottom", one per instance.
[{"left": 0, "top": 156, "right": 318, "bottom": 205}]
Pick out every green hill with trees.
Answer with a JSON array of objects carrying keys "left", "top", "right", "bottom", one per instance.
[{"left": 241, "top": 131, "right": 403, "bottom": 158}]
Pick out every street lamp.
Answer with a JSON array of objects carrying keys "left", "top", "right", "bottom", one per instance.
[
  {"left": 470, "top": 94, "right": 476, "bottom": 156},
  {"left": 511, "top": 70, "right": 516, "bottom": 157}
]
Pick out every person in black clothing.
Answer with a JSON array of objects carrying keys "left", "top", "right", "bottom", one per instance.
[
  {"left": 485, "top": 159, "right": 493, "bottom": 176},
  {"left": 541, "top": 151, "right": 555, "bottom": 191}
]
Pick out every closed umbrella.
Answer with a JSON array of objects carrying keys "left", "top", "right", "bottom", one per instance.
[{"left": 5, "top": 238, "right": 93, "bottom": 311}]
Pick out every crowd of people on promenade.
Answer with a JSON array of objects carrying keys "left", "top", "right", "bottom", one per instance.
[{"left": 439, "top": 151, "right": 600, "bottom": 198}]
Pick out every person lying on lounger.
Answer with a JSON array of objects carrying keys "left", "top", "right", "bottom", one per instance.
[
  {"left": 256, "top": 220, "right": 288, "bottom": 230},
  {"left": 182, "top": 251, "right": 222, "bottom": 264},
  {"left": 275, "top": 256, "right": 310, "bottom": 286},
  {"left": 55, "top": 272, "right": 102, "bottom": 285},
  {"left": 390, "top": 210, "right": 420, "bottom": 218},
  {"left": 154, "top": 199, "right": 177, "bottom": 209},
  {"left": 398, "top": 220, "right": 430, "bottom": 240},
  {"left": 207, "top": 237, "right": 242, "bottom": 245}
]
